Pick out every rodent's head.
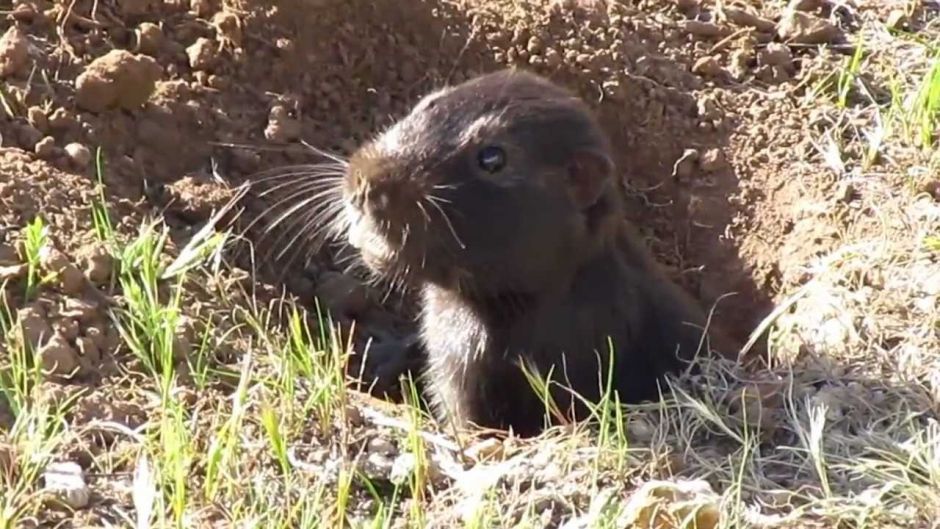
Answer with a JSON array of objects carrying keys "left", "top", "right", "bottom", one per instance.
[{"left": 342, "top": 69, "right": 620, "bottom": 295}]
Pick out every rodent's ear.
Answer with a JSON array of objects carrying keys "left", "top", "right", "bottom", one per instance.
[{"left": 566, "top": 149, "right": 614, "bottom": 209}]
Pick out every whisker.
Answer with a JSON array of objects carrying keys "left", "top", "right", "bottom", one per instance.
[{"left": 426, "top": 195, "right": 466, "bottom": 250}]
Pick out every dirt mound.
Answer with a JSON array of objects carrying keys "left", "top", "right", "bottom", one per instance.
[{"left": 1, "top": 0, "right": 938, "bottom": 526}]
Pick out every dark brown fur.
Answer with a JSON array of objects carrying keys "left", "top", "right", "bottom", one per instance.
[{"left": 341, "top": 69, "right": 721, "bottom": 436}]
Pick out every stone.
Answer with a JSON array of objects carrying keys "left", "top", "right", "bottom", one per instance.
[
  {"left": 42, "top": 461, "right": 90, "bottom": 509},
  {"left": 75, "top": 50, "right": 162, "bottom": 112},
  {"left": 0, "top": 27, "right": 30, "bottom": 77}
]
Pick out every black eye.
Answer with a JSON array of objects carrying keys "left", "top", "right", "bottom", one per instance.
[{"left": 477, "top": 145, "right": 506, "bottom": 173}]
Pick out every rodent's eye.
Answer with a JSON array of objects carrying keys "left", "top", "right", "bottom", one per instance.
[{"left": 477, "top": 145, "right": 506, "bottom": 173}]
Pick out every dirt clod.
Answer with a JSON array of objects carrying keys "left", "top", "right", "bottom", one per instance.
[
  {"left": 135, "top": 22, "right": 164, "bottom": 55},
  {"left": 75, "top": 50, "right": 162, "bottom": 112},
  {"left": 777, "top": 10, "right": 842, "bottom": 44},
  {"left": 187, "top": 37, "right": 218, "bottom": 70},
  {"left": 17, "top": 305, "right": 53, "bottom": 349},
  {"left": 27, "top": 107, "right": 48, "bottom": 133},
  {"left": 0, "top": 27, "right": 30, "bottom": 77},
  {"left": 38, "top": 332, "right": 80, "bottom": 377}
]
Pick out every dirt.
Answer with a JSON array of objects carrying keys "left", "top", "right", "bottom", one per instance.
[{"left": 1, "top": 0, "right": 938, "bottom": 526}]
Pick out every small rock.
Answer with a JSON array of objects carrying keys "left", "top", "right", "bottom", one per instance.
[
  {"left": 187, "top": 37, "right": 217, "bottom": 71},
  {"left": 38, "top": 332, "right": 80, "bottom": 376},
  {"left": 27, "top": 106, "right": 48, "bottom": 132},
  {"left": 42, "top": 461, "right": 90, "bottom": 509},
  {"left": 757, "top": 42, "right": 794, "bottom": 72},
  {"left": 264, "top": 104, "right": 302, "bottom": 142},
  {"left": 777, "top": 10, "right": 842, "bottom": 45},
  {"left": 699, "top": 148, "right": 730, "bottom": 173},
  {"left": 64, "top": 143, "right": 92, "bottom": 168},
  {"left": 886, "top": 9, "right": 908, "bottom": 30},
  {"left": 135, "top": 22, "right": 164, "bottom": 56},
  {"left": 315, "top": 271, "right": 370, "bottom": 317},
  {"left": 34, "top": 136, "right": 58, "bottom": 159},
  {"left": 0, "top": 27, "right": 30, "bottom": 77},
  {"left": 17, "top": 305, "right": 53, "bottom": 349},
  {"left": 367, "top": 437, "right": 397, "bottom": 457},
  {"left": 672, "top": 149, "right": 700, "bottom": 180},
  {"left": 692, "top": 56, "right": 724, "bottom": 77},
  {"left": 212, "top": 12, "right": 243, "bottom": 45},
  {"left": 75, "top": 50, "right": 162, "bottom": 112}
]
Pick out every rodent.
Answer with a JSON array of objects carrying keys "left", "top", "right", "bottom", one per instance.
[{"left": 340, "top": 68, "right": 723, "bottom": 437}]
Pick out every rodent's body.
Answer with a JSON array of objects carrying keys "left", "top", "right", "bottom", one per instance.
[{"left": 341, "top": 69, "right": 716, "bottom": 436}]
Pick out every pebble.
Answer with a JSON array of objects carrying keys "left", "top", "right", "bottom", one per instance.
[
  {"left": 212, "top": 12, "right": 243, "bottom": 45},
  {"left": 264, "top": 104, "right": 302, "bottom": 142},
  {"left": 42, "top": 461, "right": 91, "bottom": 509},
  {"left": 136, "top": 22, "right": 164, "bottom": 56},
  {"left": 758, "top": 42, "right": 794, "bottom": 71},
  {"left": 187, "top": 37, "right": 217, "bottom": 71},
  {"left": 38, "top": 332, "right": 80, "bottom": 377},
  {"left": 367, "top": 437, "right": 397, "bottom": 457},
  {"left": 64, "top": 143, "right": 92, "bottom": 168},
  {"left": 0, "top": 26, "right": 30, "bottom": 77}
]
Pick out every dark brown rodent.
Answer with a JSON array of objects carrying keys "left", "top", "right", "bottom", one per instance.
[{"left": 341, "top": 69, "right": 721, "bottom": 436}]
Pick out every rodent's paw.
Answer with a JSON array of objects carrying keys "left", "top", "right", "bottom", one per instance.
[{"left": 353, "top": 335, "right": 423, "bottom": 396}]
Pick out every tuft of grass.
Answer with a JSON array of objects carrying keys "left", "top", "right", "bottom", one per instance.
[
  {"left": 91, "top": 147, "right": 115, "bottom": 244},
  {"left": 20, "top": 217, "right": 49, "bottom": 301}
]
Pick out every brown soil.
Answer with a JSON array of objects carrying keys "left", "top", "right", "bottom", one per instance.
[{"left": 1, "top": 0, "right": 938, "bottom": 526}]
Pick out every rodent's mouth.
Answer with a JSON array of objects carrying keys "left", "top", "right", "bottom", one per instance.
[{"left": 344, "top": 203, "right": 408, "bottom": 275}]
